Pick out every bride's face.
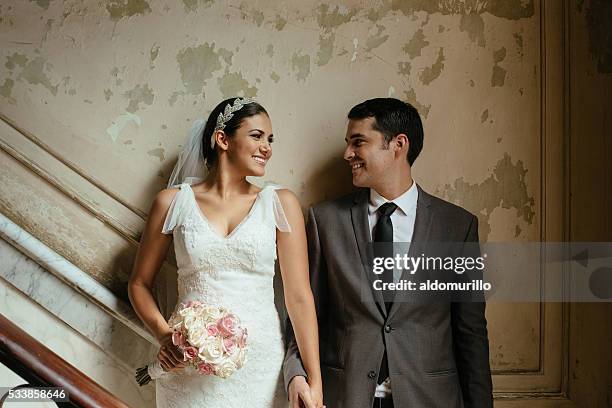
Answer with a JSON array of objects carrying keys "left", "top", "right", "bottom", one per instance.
[{"left": 225, "top": 113, "right": 273, "bottom": 177}]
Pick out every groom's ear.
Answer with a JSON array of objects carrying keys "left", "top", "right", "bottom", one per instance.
[{"left": 394, "top": 133, "right": 410, "bottom": 157}]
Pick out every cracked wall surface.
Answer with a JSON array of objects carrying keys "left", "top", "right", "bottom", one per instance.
[
  {"left": 1, "top": 2, "right": 542, "bottom": 364},
  {"left": 2, "top": 1, "right": 611, "bottom": 402},
  {"left": 0, "top": 0, "right": 540, "bottom": 241}
]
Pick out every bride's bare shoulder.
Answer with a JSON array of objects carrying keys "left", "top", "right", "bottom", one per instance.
[
  {"left": 274, "top": 188, "right": 301, "bottom": 212},
  {"left": 150, "top": 185, "right": 182, "bottom": 215}
]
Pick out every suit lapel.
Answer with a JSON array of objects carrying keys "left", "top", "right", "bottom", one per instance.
[
  {"left": 388, "top": 184, "right": 434, "bottom": 320},
  {"left": 351, "top": 189, "right": 387, "bottom": 317}
]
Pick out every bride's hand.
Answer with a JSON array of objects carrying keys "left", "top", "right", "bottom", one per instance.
[
  {"left": 308, "top": 381, "right": 325, "bottom": 408},
  {"left": 157, "top": 331, "right": 187, "bottom": 372}
]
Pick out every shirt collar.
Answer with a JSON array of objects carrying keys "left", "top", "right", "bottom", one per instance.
[{"left": 369, "top": 180, "right": 418, "bottom": 216}]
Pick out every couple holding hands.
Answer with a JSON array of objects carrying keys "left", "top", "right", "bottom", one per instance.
[{"left": 129, "top": 97, "right": 493, "bottom": 408}]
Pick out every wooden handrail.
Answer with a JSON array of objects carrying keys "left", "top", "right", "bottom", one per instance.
[{"left": 0, "top": 313, "right": 130, "bottom": 407}]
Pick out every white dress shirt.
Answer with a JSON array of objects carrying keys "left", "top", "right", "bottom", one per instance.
[{"left": 368, "top": 180, "right": 418, "bottom": 398}]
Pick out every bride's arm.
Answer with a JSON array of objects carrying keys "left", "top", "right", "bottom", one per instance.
[
  {"left": 128, "top": 188, "right": 185, "bottom": 370},
  {"left": 276, "top": 190, "right": 323, "bottom": 405}
]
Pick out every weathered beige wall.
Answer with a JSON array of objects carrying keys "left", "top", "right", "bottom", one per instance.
[
  {"left": 568, "top": 0, "right": 612, "bottom": 407},
  {"left": 2, "top": 0, "right": 609, "bottom": 405},
  {"left": 0, "top": 0, "right": 539, "bottom": 287},
  {"left": 0, "top": 0, "right": 544, "bottom": 400},
  {"left": 1, "top": 0, "right": 539, "bottom": 229}
]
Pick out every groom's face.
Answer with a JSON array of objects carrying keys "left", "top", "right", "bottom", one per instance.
[{"left": 344, "top": 117, "right": 395, "bottom": 188}]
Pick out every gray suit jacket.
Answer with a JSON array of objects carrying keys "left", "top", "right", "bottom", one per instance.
[{"left": 283, "top": 185, "right": 493, "bottom": 408}]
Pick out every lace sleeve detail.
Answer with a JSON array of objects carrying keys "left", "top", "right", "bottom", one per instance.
[{"left": 161, "top": 183, "right": 188, "bottom": 234}]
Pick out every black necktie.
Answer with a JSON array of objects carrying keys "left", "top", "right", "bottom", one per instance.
[
  {"left": 374, "top": 202, "right": 398, "bottom": 307},
  {"left": 374, "top": 202, "right": 397, "bottom": 384},
  {"left": 374, "top": 202, "right": 397, "bottom": 242}
]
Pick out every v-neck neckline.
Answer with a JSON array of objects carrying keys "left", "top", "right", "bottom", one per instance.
[{"left": 186, "top": 183, "right": 264, "bottom": 240}]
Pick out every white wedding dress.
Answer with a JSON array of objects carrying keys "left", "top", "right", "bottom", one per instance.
[{"left": 156, "top": 182, "right": 288, "bottom": 408}]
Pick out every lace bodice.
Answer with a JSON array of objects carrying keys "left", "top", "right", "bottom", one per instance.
[{"left": 156, "top": 182, "right": 289, "bottom": 408}]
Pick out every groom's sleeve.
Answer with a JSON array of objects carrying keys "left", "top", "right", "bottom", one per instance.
[
  {"left": 283, "top": 207, "right": 327, "bottom": 392},
  {"left": 451, "top": 215, "right": 494, "bottom": 408},
  {"left": 283, "top": 318, "right": 307, "bottom": 392}
]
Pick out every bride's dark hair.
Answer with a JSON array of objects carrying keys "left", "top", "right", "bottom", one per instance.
[{"left": 202, "top": 97, "right": 268, "bottom": 168}]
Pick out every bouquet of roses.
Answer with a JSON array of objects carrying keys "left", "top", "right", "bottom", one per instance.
[{"left": 136, "top": 300, "right": 248, "bottom": 385}]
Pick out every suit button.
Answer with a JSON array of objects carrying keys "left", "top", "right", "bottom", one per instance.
[
  {"left": 385, "top": 325, "right": 392, "bottom": 333},
  {"left": 368, "top": 371, "right": 376, "bottom": 379}
]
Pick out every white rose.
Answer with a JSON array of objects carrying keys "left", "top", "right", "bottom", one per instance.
[
  {"left": 195, "top": 317, "right": 208, "bottom": 331},
  {"left": 198, "top": 338, "right": 224, "bottom": 364},
  {"left": 185, "top": 314, "right": 207, "bottom": 332},
  {"left": 228, "top": 346, "right": 247, "bottom": 368},
  {"left": 204, "top": 306, "right": 223, "bottom": 321},
  {"left": 188, "top": 325, "right": 209, "bottom": 348},
  {"left": 183, "top": 314, "right": 198, "bottom": 330},
  {"left": 178, "top": 306, "right": 194, "bottom": 317},
  {"left": 215, "top": 359, "right": 238, "bottom": 379}
]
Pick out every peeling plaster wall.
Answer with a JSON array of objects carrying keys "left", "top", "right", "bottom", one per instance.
[
  {"left": 0, "top": 0, "right": 540, "bottom": 238},
  {"left": 1, "top": 0, "right": 547, "bottom": 386}
]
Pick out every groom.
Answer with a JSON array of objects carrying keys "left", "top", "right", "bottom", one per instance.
[{"left": 284, "top": 98, "right": 493, "bottom": 408}]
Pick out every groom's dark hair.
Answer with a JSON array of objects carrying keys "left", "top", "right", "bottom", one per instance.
[{"left": 348, "top": 98, "right": 424, "bottom": 166}]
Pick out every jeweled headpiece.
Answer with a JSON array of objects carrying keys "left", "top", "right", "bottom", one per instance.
[{"left": 211, "top": 97, "right": 256, "bottom": 148}]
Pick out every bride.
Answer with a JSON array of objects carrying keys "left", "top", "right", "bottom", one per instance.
[{"left": 128, "top": 97, "right": 323, "bottom": 407}]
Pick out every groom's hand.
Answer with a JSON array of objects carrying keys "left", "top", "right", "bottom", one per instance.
[{"left": 288, "top": 376, "right": 316, "bottom": 408}]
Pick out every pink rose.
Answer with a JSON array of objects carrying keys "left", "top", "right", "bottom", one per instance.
[
  {"left": 206, "top": 323, "right": 220, "bottom": 337},
  {"left": 237, "top": 327, "right": 248, "bottom": 348},
  {"left": 222, "top": 337, "right": 236, "bottom": 354},
  {"left": 172, "top": 330, "right": 187, "bottom": 347},
  {"left": 183, "top": 346, "right": 198, "bottom": 361},
  {"left": 197, "top": 362, "right": 215, "bottom": 375},
  {"left": 184, "top": 301, "right": 194, "bottom": 308},
  {"left": 217, "top": 315, "right": 237, "bottom": 337}
]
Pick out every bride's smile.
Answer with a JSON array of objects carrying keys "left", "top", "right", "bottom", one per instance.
[
  {"left": 218, "top": 113, "right": 273, "bottom": 177},
  {"left": 130, "top": 97, "right": 322, "bottom": 408}
]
